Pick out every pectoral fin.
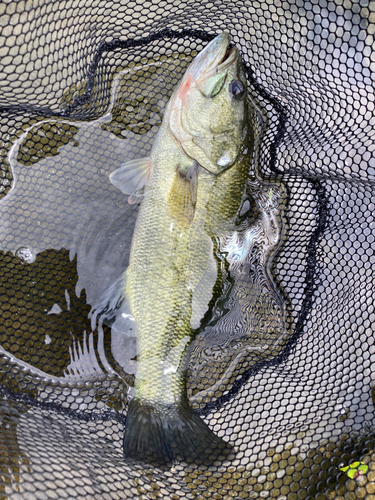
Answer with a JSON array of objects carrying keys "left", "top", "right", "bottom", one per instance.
[
  {"left": 110, "top": 157, "right": 152, "bottom": 203},
  {"left": 168, "top": 163, "right": 198, "bottom": 228}
]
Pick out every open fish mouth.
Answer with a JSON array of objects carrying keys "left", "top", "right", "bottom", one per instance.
[
  {"left": 189, "top": 32, "right": 238, "bottom": 82},
  {"left": 192, "top": 36, "right": 240, "bottom": 104},
  {"left": 203, "top": 42, "right": 239, "bottom": 82},
  {"left": 198, "top": 46, "right": 239, "bottom": 90},
  {"left": 216, "top": 46, "right": 238, "bottom": 71}
]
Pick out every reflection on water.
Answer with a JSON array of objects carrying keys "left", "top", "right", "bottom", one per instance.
[
  {"left": 0, "top": 50, "right": 290, "bottom": 419},
  {"left": 0, "top": 248, "right": 130, "bottom": 414},
  {"left": 188, "top": 177, "right": 289, "bottom": 407}
]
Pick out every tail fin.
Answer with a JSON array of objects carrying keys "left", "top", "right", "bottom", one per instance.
[{"left": 123, "top": 399, "right": 234, "bottom": 465}]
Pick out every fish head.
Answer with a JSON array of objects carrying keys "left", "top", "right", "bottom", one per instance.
[{"left": 168, "top": 33, "right": 250, "bottom": 175}]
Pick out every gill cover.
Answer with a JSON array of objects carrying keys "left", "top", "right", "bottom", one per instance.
[{"left": 168, "top": 33, "right": 248, "bottom": 175}]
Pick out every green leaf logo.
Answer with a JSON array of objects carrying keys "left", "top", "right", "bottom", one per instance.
[{"left": 340, "top": 461, "right": 368, "bottom": 479}]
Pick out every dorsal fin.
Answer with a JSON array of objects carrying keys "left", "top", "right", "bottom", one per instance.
[
  {"left": 109, "top": 157, "right": 152, "bottom": 202},
  {"left": 168, "top": 163, "right": 198, "bottom": 228}
]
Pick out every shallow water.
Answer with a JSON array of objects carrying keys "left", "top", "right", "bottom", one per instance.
[{"left": 0, "top": 50, "right": 292, "bottom": 418}]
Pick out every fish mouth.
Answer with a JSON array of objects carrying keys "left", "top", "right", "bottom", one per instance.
[
  {"left": 193, "top": 36, "right": 239, "bottom": 97},
  {"left": 204, "top": 39, "right": 239, "bottom": 79},
  {"left": 216, "top": 46, "right": 238, "bottom": 73},
  {"left": 189, "top": 33, "right": 238, "bottom": 81}
]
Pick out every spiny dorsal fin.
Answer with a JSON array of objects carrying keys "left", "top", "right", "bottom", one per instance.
[
  {"left": 109, "top": 157, "right": 152, "bottom": 203},
  {"left": 168, "top": 163, "right": 198, "bottom": 228}
]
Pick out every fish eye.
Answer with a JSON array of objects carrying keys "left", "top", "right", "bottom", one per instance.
[{"left": 230, "top": 80, "right": 245, "bottom": 100}]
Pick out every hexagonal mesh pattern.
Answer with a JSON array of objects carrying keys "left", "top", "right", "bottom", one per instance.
[{"left": 1, "top": 0, "right": 375, "bottom": 498}]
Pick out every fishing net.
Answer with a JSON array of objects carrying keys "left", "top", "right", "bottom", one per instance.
[{"left": 0, "top": 0, "right": 375, "bottom": 498}]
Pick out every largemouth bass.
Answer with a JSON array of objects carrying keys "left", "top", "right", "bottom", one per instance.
[{"left": 91, "top": 32, "right": 253, "bottom": 463}]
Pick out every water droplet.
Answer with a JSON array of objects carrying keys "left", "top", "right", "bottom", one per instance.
[{"left": 15, "top": 246, "right": 36, "bottom": 264}]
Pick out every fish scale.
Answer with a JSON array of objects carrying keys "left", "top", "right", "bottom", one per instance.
[{"left": 93, "top": 32, "right": 253, "bottom": 463}]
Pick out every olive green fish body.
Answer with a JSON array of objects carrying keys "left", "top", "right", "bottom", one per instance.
[
  {"left": 127, "top": 128, "right": 197, "bottom": 405},
  {"left": 98, "top": 33, "right": 253, "bottom": 463}
]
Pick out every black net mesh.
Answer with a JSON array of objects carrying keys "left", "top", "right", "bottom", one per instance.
[{"left": 1, "top": 0, "right": 375, "bottom": 498}]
